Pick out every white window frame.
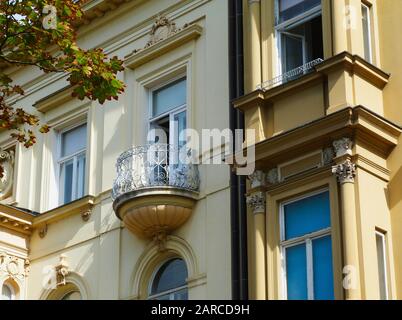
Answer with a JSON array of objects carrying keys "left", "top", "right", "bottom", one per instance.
[
  {"left": 57, "top": 121, "right": 87, "bottom": 205},
  {"left": 147, "top": 259, "right": 188, "bottom": 300},
  {"left": 361, "top": 2, "right": 373, "bottom": 63},
  {"left": 148, "top": 75, "right": 187, "bottom": 147},
  {"left": 375, "top": 230, "right": 389, "bottom": 300},
  {"left": 275, "top": 0, "right": 322, "bottom": 76},
  {"left": 279, "top": 188, "right": 332, "bottom": 300}
]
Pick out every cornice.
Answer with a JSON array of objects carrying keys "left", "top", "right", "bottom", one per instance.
[
  {"left": 234, "top": 51, "right": 390, "bottom": 112},
  {"left": 33, "top": 85, "right": 76, "bottom": 113},
  {"left": 0, "top": 205, "right": 34, "bottom": 235},
  {"left": 125, "top": 23, "right": 203, "bottom": 69},
  {"left": 32, "top": 195, "right": 95, "bottom": 232},
  {"left": 230, "top": 106, "right": 401, "bottom": 170}
]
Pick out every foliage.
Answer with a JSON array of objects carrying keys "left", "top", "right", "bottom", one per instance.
[{"left": 0, "top": 0, "right": 125, "bottom": 153}]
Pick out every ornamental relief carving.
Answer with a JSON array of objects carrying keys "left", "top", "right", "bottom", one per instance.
[
  {"left": 0, "top": 252, "right": 29, "bottom": 280},
  {"left": 131, "top": 15, "right": 190, "bottom": 54},
  {"left": 332, "top": 159, "right": 356, "bottom": 184},
  {"left": 0, "top": 149, "right": 15, "bottom": 200},
  {"left": 246, "top": 191, "right": 266, "bottom": 214}
]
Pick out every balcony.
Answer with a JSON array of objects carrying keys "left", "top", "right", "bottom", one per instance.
[{"left": 112, "top": 144, "right": 199, "bottom": 240}]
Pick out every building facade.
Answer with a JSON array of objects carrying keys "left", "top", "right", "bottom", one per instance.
[
  {"left": 0, "top": 0, "right": 233, "bottom": 300},
  {"left": 1, "top": 0, "right": 402, "bottom": 301},
  {"left": 237, "top": 0, "right": 402, "bottom": 300}
]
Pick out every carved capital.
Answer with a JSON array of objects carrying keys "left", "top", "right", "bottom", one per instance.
[
  {"left": 246, "top": 191, "right": 266, "bottom": 214},
  {"left": 333, "top": 137, "right": 353, "bottom": 158},
  {"left": 248, "top": 170, "right": 266, "bottom": 189},
  {"left": 266, "top": 167, "right": 279, "bottom": 185},
  {"left": 332, "top": 159, "right": 356, "bottom": 183}
]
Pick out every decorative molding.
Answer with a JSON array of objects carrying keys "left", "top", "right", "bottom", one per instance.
[
  {"left": 0, "top": 149, "right": 15, "bottom": 200},
  {"left": 266, "top": 168, "right": 279, "bottom": 185},
  {"left": 0, "top": 251, "right": 29, "bottom": 281},
  {"left": 332, "top": 159, "right": 356, "bottom": 184},
  {"left": 322, "top": 147, "right": 335, "bottom": 165},
  {"left": 0, "top": 205, "right": 33, "bottom": 235},
  {"left": 125, "top": 23, "right": 203, "bottom": 69},
  {"left": 39, "top": 224, "right": 48, "bottom": 238},
  {"left": 81, "top": 207, "right": 92, "bottom": 222},
  {"left": 55, "top": 255, "right": 69, "bottom": 287},
  {"left": 246, "top": 191, "right": 266, "bottom": 214},
  {"left": 248, "top": 170, "right": 266, "bottom": 189},
  {"left": 333, "top": 137, "right": 353, "bottom": 157}
]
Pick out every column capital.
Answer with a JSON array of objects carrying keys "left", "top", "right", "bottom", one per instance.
[
  {"left": 332, "top": 158, "right": 356, "bottom": 184},
  {"left": 248, "top": 0, "right": 260, "bottom": 5},
  {"left": 333, "top": 137, "right": 353, "bottom": 158},
  {"left": 247, "top": 191, "right": 266, "bottom": 214}
]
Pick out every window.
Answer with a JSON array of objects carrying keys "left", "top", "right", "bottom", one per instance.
[
  {"left": 58, "top": 123, "right": 87, "bottom": 205},
  {"left": 275, "top": 0, "right": 323, "bottom": 75},
  {"left": 149, "top": 77, "right": 187, "bottom": 150},
  {"left": 148, "top": 258, "right": 188, "bottom": 300},
  {"left": 280, "top": 190, "right": 334, "bottom": 300},
  {"left": 361, "top": 3, "right": 373, "bottom": 63},
  {"left": 376, "top": 231, "right": 389, "bottom": 300},
  {"left": 61, "top": 290, "right": 82, "bottom": 300},
  {"left": 1, "top": 283, "right": 14, "bottom": 300}
]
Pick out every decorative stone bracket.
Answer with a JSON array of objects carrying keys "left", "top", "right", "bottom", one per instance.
[{"left": 55, "top": 255, "right": 69, "bottom": 287}]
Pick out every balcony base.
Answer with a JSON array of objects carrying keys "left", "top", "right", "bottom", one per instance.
[{"left": 113, "top": 187, "right": 197, "bottom": 239}]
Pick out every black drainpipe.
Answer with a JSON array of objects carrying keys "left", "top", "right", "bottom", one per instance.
[{"left": 228, "top": 0, "right": 248, "bottom": 300}]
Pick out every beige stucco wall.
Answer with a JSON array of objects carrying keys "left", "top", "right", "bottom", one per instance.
[{"left": 0, "top": 0, "right": 232, "bottom": 300}]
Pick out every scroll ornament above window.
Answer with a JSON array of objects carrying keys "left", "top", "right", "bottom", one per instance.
[
  {"left": 0, "top": 149, "right": 15, "bottom": 200},
  {"left": 131, "top": 15, "right": 190, "bottom": 55}
]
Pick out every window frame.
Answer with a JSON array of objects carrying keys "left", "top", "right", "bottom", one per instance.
[
  {"left": 361, "top": 1, "right": 373, "bottom": 63},
  {"left": 148, "top": 75, "right": 187, "bottom": 147},
  {"left": 57, "top": 121, "right": 88, "bottom": 205},
  {"left": 274, "top": 0, "right": 322, "bottom": 76},
  {"left": 147, "top": 258, "right": 189, "bottom": 301},
  {"left": 375, "top": 230, "right": 389, "bottom": 300},
  {"left": 279, "top": 188, "right": 332, "bottom": 300}
]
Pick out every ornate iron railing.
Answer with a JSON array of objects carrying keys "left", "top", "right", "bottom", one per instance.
[
  {"left": 256, "top": 58, "right": 324, "bottom": 91},
  {"left": 112, "top": 144, "right": 200, "bottom": 200}
]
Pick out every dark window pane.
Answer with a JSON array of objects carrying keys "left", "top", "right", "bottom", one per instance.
[
  {"left": 151, "top": 258, "right": 188, "bottom": 295},
  {"left": 278, "top": 0, "right": 321, "bottom": 24}
]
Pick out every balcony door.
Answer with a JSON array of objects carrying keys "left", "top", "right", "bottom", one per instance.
[{"left": 148, "top": 77, "right": 187, "bottom": 184}]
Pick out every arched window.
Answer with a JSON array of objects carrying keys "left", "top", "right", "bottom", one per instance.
[
  {"left": 148, "top": 258, "right": 188, "bottom": 300},
  {"left": 1, "top": 283, "right": 15, "bottom": 300},
  {"left": 61, "top": 290, "right": 82, "bottom": 300}
]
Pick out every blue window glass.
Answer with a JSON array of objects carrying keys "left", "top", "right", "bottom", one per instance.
[
  {"left": 284, "top": 191, "right": 330, "bottom": 240},
  {"left": 286, "top": 243, "right": 308, "bottom": 300},
  {"left": 313, "top": 235, "right": 334, "bottom": 300}
]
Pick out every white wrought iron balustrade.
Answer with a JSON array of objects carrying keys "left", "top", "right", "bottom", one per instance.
[
  {"left": 112, "top": 144, "right": 200, "bottom": 200},
  {"left": 256, "top": 58, "right": 324, "bottom": 91}
]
